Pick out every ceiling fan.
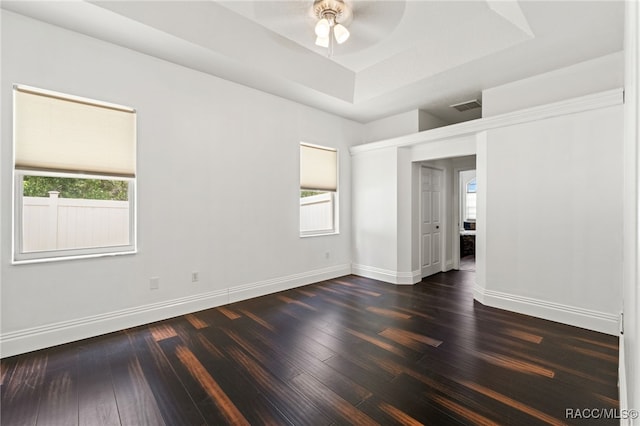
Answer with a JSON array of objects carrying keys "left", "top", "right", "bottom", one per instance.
[
  {"left": 224, "top": 0, "right": 406, "bottom": 59},
  {"left": 311, "top": 0, "right": 353, "bottom": 55}
]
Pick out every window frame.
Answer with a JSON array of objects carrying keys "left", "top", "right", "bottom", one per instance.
[
  {"left": 465, "top": 177, "right": 477, "bottom": 221},
  {"left": 12, "top": 85, "right": 137, "bottom": 264},
  {"left": 299, "top": 190, "right": 338, "bottom": 237},
  {"left": 299, "top": 142, "right": 339, "bottom": 237},
  {"left": 13, "top": 170, "right": 137, "bottom": 264}
]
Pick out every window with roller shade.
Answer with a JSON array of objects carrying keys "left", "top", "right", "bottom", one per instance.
[
  {"left": 13, "top": 85, "right": 137, "bottom": 262},
  {"left": 300, "top": 143, "right": 338, "bottom": 236}
]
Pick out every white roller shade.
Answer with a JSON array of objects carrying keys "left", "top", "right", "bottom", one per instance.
[
  {"left": 14, "top": 86, "right": 136, "bottom": 177},
  {"left": 300, "top": 143, "right": 337, "bottom": 192}
]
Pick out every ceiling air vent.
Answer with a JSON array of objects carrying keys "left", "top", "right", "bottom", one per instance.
[{"left": 450, "top": 99, "right": 482, "bottom": 112}]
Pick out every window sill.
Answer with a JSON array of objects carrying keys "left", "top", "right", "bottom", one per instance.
[
  {"left": 300, "top": 231, "right": 340, "bottom": 238},
  {"left": 12, "top": 249, "right": 137, "bottom": 265}
]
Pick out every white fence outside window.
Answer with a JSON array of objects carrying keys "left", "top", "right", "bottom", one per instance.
[
  {"left": 22, "top": 191, "right": 129, "bottom": 252},
  {"left": 300, "top": 192, "right": 334, "bottom": 233}
]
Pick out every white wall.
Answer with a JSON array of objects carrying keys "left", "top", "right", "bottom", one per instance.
[
  {"left": 622, "top": 0, "right": 640, "bottom": 420},
  {"left": 482, "top": 52, "right": 624, "bottom": 117},
  {"left": 362, "top": 110, "right": 420, "bottom": 144},
  {"left": 351, "top": 148, "right": 399, "bottom": 281},
  {"left": 0, "top": 11, "right": 362, "bottom": 357},
  {"left": 418, "top": 110, "right": 449, "bottom": 132},
  {"left": 480, "top": 105, "right": 624, "bottom": 334},
  {"left": 362, "top": 109, "right": 450, "bottom": 144}
]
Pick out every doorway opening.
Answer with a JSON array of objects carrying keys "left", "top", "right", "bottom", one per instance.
[{"left": 415, "top": 155, "right": 476, "bottom": 280}]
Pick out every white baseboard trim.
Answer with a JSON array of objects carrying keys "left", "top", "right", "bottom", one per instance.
[
  {"left": 0, "top": 288, "right": 228, "bottom": 358},
  {"left": 473, "top": 284, "right": 486, "bottom": 304},
  {"left": 351, "top": 264, "right": 421, "bottom": 285},
  {"left": 473, "top": 286, "right": 620, "bottom": 336},
  {"left": 227, "top": 264, "right": 351, "bottom": 303},
  {"left": 0, "top": 264, "right": 351, "bottom": 358},
  {"left": 619, "top": 335, "right": 629, "bottom": 425}
]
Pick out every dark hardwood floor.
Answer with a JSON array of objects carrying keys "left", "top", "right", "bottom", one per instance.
[
  {"left": 1, "top": 271, "right": 619, "bottom": 425},
  {"left": 459, "top": 256, "right": 475, "bottom": 272}
]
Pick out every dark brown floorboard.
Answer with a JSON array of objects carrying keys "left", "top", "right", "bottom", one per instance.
[
  {"left": 0, "top": 271, "right": 619, "bottom": 425},
  {"left": 459, "top": 255, "right": 475, "bottom": 272}
]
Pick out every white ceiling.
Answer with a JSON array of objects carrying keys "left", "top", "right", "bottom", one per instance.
[{"left": 1, "top": 0, "right": 624, "bottom": 124}]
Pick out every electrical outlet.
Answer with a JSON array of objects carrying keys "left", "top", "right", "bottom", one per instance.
[
  {"left": 192, "top": 272, "right": 199, "bottom": 282},
  {"left": 150, "top": 277, "right": 159, "bottom": 290}
]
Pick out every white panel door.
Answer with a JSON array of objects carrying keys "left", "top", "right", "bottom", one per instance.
[{"left": 421, "top": 166, "right": 443, "bottom": 278}]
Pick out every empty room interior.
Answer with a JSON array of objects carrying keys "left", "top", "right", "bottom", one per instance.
[{"left": 1, "top": 1, "right": 639, "bottom": 425}]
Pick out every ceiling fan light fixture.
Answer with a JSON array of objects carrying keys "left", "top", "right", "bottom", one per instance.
[
  {"left": 312, "top": 0, "right": 351, "bottom": 55},
  {"left": 315, "top": 36, "right": 329, "bottom": 47},
  {"left": 333, "top": 23, "right": 349, "bottom": 44},
  {"left": 315, "top": 18, "right": 331, "bottom": 37}
]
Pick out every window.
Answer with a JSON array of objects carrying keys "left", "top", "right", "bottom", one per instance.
[
  {"left": 13, "top": 85, "right": 136, "bottom": 262},
  {"left": 465, "top": 177, "right": 477, "bottom": 221},
  {"left": 300, "top": 143, "right": 338, "bottom": 236}
]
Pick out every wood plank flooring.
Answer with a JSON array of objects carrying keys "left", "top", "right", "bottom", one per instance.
[
  {"left": 459, "top": 255, "right": 475, "bottom": 272},
  {"left": 0, "top": 271, "right": 619, "bottom": 425}
]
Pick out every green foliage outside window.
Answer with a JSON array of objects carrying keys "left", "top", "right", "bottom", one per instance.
[
  {"left": 301, "top": 190, "right": 325, "bottom": 198},
  {"left": 23, "top": 176, "right": 129, "bottom": 201}
]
